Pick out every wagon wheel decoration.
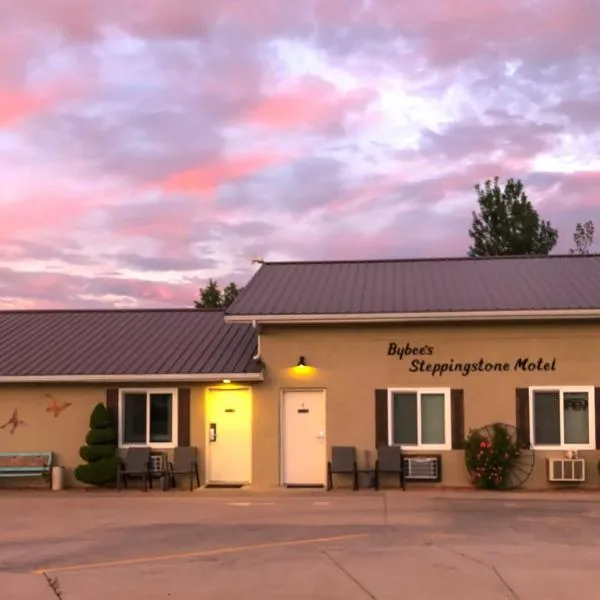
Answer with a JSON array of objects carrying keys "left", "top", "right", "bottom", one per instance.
[{"left": 464, "top": 422, "right": 535, "bottom": 490}]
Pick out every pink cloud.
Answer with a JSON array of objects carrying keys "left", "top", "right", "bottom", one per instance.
[
  {"left": 0, "top": 266, "right": 200, "bottom": 309},
  {"left": 318, "top": 228, "right": 470, "bottom": 261},
  {"left": 317, "top": 159, "right": 534, "bottom": 218},
  {"left": 0, "top": 77, "right": 89, "bottom": 127},
  {"left": 9, "top": 1, "right": 598, "bottom": 70},
  {"left": 4, "top": 1, "right": 293, "bottom": 42},
  {"left": 529, "top": 171, "right": 600, "bottom": 210},
  {"left": 0, "top": 196, "right": 90, "bottom": 240},
  {"left": 1, "top": 0, "right": 598, "bottom": 311},
  {"left": 0, "top": 90, "right": 50, "bottom": 126},
  {"left": 244, "top": 77, "right": 377, "bottom": 130},
  {"left": 318, "top": 173, "right": 413, "bottom": 216},
  {"left": 157, "top": 152, "right": 291, "bottom": 196}
]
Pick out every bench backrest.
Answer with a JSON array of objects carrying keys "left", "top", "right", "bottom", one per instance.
[{"left": 0, "top": 452, "right": 53, "bottom": 471}]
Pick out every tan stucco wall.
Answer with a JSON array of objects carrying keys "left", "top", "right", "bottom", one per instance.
[
  {"left": 0, "top": 385, "right": 105, "bottom": 487},
  {"left": 0, "top": 383, "right": 214, "bottom": 488},
  {"left": 253, "top": 321, "right": 600, "bottom": 490}
]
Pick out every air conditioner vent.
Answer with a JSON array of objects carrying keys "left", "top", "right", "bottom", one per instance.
[
  {"left": 403, "top": 455, "right": 441, "bottom": 482},
  {"left": 547, "top": 458, "right": 585, "bottom": 482}
]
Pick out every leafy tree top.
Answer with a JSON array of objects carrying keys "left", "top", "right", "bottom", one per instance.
[
  {"left": 569, "top": 220, "right": 595, "bottom": 255},
  {"left": 468, "top": 176, "right": 559, "bottom": 257},
  {"left": 194, "top": 279, "right": 242, "bottom": 309}
]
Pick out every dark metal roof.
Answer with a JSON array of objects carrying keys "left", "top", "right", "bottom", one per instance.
[
  {"left": 0, "top": 309, "right": 259, "bottom": 377},
  {"left": 227, "top": 254, "right": 600, "bottom": 316}
]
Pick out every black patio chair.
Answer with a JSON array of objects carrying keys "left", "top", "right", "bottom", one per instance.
[
  {"left": 167, "top": 446, "right": 200, "bottom": 491},
  {"left": 327, "top": 446, "right": 359, "bottom": 491},
  {"left": 116, "top": 447, "right": 151, "bottom": 491},
  {"left": 374, "top": 445, "right": 405, "bottom": 491}
]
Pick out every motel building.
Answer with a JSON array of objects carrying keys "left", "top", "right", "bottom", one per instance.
[{"left": 1, "top": 253, "right": 600, "bottom": 490}]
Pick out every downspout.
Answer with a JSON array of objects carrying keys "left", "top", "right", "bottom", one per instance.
[{"left": 252, "top": 320, "right": 262, "bottom": 362}]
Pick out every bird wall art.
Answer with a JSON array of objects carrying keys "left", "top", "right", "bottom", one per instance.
[
  {"left": 0, "top": 409, "right": 25, "bottom": 434},
  {"left": 45, "top": 394, "right": 72, "bottom": 418}
]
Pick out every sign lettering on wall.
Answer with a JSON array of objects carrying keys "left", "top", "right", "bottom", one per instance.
[{"left": 387, "top": 342, "right": 557, "bottom": 377}]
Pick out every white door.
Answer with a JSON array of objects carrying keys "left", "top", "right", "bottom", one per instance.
[
  {"left": 206, "top": 388, "right": 252, "bottom": 484},
  {"left": 282, "top": 390, "right": 326, "bottom": 486}
]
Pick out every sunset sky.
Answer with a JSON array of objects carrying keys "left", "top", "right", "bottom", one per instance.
[{"left": 1, "top": 1, "right": 599, "bottom": 309}]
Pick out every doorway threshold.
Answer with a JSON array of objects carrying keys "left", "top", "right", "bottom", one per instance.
[
  {"left": 284, "top": 484, "right": 325, "bottom": 489},
  {"left": 204, "top": 483, "right": 245, "bottom": 489}
]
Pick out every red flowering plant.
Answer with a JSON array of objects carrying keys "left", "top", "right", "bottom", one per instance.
[{"left": 464, "top": 423, "right": 521, "bottom": 490}]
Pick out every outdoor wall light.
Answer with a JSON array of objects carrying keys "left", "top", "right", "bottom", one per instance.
[
  {"left": 222, "top": 379, "right": 231, "bottom": 384},
  {"left": 291, "top": 355, "right": 314, "bottom": 377},
  {"left": 296, "top": 356, "right": 308, "bottom": 368}
]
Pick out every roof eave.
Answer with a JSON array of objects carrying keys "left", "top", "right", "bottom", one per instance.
[
  {"left": 0, "top": 372, "right": 264, "bottom": 384},
  {"left": 224, "top": 309, "right": 600, "bottom": 325}
]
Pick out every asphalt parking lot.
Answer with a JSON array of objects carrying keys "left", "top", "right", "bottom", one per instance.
[{"left": 2, "top": 488, "right": 600, "bottom": 599}]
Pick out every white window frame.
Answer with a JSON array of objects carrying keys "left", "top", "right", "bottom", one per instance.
[
  {"left": 529, "top": 386, "right": 595, "bottom": 451},
  {"left": 387, "top": 388, "right": 452, "bottom": 451},
  {"left": 118, "top": 388, "right": 179, "bottom": 449}
]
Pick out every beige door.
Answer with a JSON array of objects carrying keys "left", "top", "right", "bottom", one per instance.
[
  {"left": 205, "top": 388, "right": 252, "bottom": 484},
  {"left": 281, "top": 390, "right": 326, "bottom": 486}
]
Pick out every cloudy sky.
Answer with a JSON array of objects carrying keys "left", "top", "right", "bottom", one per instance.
[{"left": 1, "top": 1, "right": 599, "bottom": 309}]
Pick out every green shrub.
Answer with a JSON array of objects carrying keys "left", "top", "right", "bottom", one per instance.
[
  {"left": 74, "top": 403, "right": 120, "bottom": 487},
  {"left": 79, "top": 444, "right": 116, "bottom": 462},
  {"left": 86, "top": 427, "right": 116, "bottom": 446},
  {"left": 74, "top": 456, "right": 121, "bottom": 486}
]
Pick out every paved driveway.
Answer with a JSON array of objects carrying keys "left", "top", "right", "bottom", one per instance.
[{"left": 1, "top": 488, "right": 600, "bottom": 599}]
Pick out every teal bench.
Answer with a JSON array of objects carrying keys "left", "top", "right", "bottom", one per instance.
[{"left": 0, "top": 452, "right": 54, "bottom": 488}]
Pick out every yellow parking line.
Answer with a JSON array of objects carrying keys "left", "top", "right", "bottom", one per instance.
[{"left": 33, "top": 533, "right": 367, "bottom": 574}]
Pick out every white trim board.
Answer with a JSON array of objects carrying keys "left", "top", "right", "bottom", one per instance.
[{"left": 225, "top": 308, "right": 600, "bottom": 325}]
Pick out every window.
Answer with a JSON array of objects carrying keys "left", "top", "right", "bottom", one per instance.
[
  {"left": 387, "top": 388, "right": 451, "bottom": 450},
  {"left": 119, "top": 389, "right": 178, "bottom": 448},
  {"left": 529, "top": 386, "right": 595, "bottom": 449}
]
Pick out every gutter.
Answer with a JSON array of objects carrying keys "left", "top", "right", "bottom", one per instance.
[
  {"left": 0, "top": 372, "right": 264, "bottom": 384},
  {"left": 224, "top": 309, "right": 600, "bottom": 325}
]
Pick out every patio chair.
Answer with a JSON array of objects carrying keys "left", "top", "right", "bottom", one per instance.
[
  {"left": 167, "top": 446, "right": 200, "bottom": 491},
  {"left": 327, "top": 446, "right": 359, "bottom": 491},
  {"left": 116, "top": 447, "right": 151, "bottom": 491},
  {"left": 374, "top": 445, "right": 405, "bottom": 491}
]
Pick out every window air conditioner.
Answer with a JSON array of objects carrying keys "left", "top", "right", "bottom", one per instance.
[
  {"left": 547, "top": 458, "right": 585, "bottom": 482},
  {"left": 403, "top": 456, "right": 441, "bottom": 482}
]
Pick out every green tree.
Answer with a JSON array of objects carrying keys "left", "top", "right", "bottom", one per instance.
[
  {"left": 468, "top": 176, "right": 559, "bottom": 257},
  {"left": 569, "top": 220, "right": 595, "bottom": 255},
  {"left": 194, "top": 279, "right": 242, "bottom": 309},
  {"left": 222, "top": 282, "right": 241, "bottom": 308},
  {"left": 74, "top": 403, "right": 120, "bottom": 487},
  {"left": 194, "top": 278, "right": 222, "bottom": 308}
]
